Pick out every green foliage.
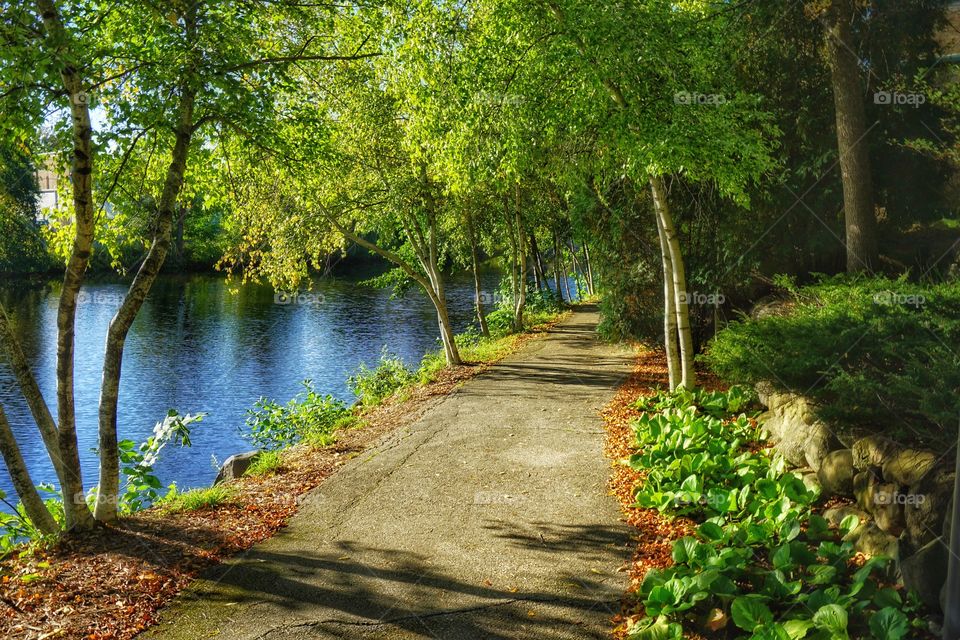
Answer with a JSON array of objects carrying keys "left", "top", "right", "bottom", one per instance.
[
  {"left": 0, "top": 146, "right": 48, "bottom": 274},
  {"left": 245, "top": 381, "right": 354, "bottom": 450},
  {"left": 244, "top": 450, "right": 284, "bottom": 477},
  {"left": 348, "top": 348, "right": 416, "bottom": 406},
  {"left": 158, "top": 485, "right": 234, "bottom": 514},
  {"left": 626, "top": 387, "right": 923, "bottom": 640},
  {"left": 705, "top": 276, "right": 960, "bottom": 444},
  {"left": 116, "top": 411, "right": 204, "bottom": 514}
]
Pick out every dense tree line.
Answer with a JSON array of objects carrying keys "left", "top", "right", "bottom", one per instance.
[{"left": 0, "top": 0, "right": 954, "bottom": 534}]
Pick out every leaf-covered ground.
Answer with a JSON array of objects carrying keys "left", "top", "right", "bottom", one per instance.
[
  {"left": 0, "top": 327, "right": 556, "bottom": 640},
  {"left": 602, "top": 349, "right": 721, "bottom": 640}
]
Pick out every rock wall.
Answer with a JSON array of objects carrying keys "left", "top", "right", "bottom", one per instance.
[{"left": 756, "top": 383, "right": 956, "bottom": 611}]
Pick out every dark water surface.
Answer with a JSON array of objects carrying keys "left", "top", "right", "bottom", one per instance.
[{"left": 0, "top": 271, "right": 500, "bottom": 497}]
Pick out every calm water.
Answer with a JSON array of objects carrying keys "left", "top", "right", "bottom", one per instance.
[{"left": 0, "top": 270, "right": 504, "bottom": 498}]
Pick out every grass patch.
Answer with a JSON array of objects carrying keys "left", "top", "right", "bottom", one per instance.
[
  {"left": 243, "top": 450, "right": 284, "bottom": 477},
  {"left": 158, "top": 485, "right": 234, "bottom": 513}
]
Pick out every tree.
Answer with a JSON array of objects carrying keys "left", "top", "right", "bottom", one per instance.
[{"left": 816, "top": 0, "right": 879, "bottom": 273}]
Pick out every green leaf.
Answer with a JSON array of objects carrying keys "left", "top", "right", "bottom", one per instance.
[
  {"left": 731, "top": 597, "right": 774, "bottom": 631},
  {"left": 698, "top": 521, "right": 724, "bottom": 541},
  {"left": 869, "top": 608, "right": 909, "bottom": 640},
  {"left": 629, "top": 615, "right": 683, "bottom": 640},
  {"left": 813, "top": 604, "right": 848, "bottom": 636},
  {"left": 782, "top": 619, "right": 815, "bottom": 640}
]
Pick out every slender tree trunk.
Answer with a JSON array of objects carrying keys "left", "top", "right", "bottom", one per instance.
[
  {"left": 467, "top": 210, "right": 490, "bottom": 337},
  {"left": 0, "top": 305, "right": 65, "bottom": 482},
  {"left": 513, "top": 187, "right": 526, "bottom": 332},
  {"left": 419, "top": 166, "right": 462, "bottom": 365},
  {"left": 650, "top": 176, "right": 695, "bottom": 389},
  {"left": 529, "top": 232, "right": 546, "bottom": 291},
  {"left": 94, "top": 82, "right": 196, "bottom": 523},
  {"left": 552, "top": 228, "right": 565, "bottom": 303},
  {"left": 37, "top": 0, "right": 97, "bottom": 531},
  {"left": 568, "top": 241, "right": 584, "bottom": 300},
  {"left": 0, "top": 404, "right": 58, "bottom": 535},
  {"left": 582, "top": 244, "right": 595, "bottom": 295},
  {"left": 655, "top": 210, "right": 680, "bottom": 389},
  {"left": 823, "top": 0, "right": 878, "bottom": 273}
]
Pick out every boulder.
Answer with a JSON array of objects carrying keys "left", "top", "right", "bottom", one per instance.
[
  {"left": 214, "top": 451, "right": 260, "bottom": 485},
  {"left": 854, "top": 470, "right": 881, "bottom": 513},
  {"left": 801, "top": 472, "right": 822, "bottom": 496},
  {"left": 852, "top": 435, "right": 904, "bottom": 472},
  {"left": 871, "top": 482, "right": 906, "bottom": 537},
  {"left": 761, "top": 394, "right": 840, "bottom": 472},
  {"left": 901, "top": 538, "right": 949, "bottom": 610},
  {"left": 882, "top": 449, "right": 939, "bottom": 487},
  {"left": 905, "top": 467, "right": 955, "bottom": 548},
  {"left": 823, "top": 504, "right": 869, "bottom": 529},
  {"left": 818, "top": 449, "right": 855, "bottom": 496},
  {"left": 853, "top": 523, "right": 900, "bottom": 561}
]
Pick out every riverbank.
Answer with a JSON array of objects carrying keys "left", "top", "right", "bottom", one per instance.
[{"left": 0, "top": 312, "right": 569, "bottom": 640}]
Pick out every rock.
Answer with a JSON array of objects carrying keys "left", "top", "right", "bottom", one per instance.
[
  {"left": 801, "top": 472, "right": 822, "bottom": 496},
  {"left": 853, "top": 523, "right": 900, "bottom": 560},
  {"left": 823, "top": 504, "right": 869, "bottom": 528},
  {"left": 818, "top": 449, "right": 855, "bottom": 496},
  {"left": 852, "top": 435, "right": 904, "bottom": 472},
  {"left": 757, "top": 392, "right": 841, "bottom": 472},
  {"left": 882, "top": 449, "right": 939, "bottom": 487},
  {"left": 901, "top": 538, "right": 950, "bottom": 610},
  {"left": 871, "top": 482, "right": 906, "bottom": 536},
  {"left": 854, "top": 470, "right": 881, "bottom": 512},
  {"left": 905, "top": 467, "right": 956, "bottom": 548},
  {"left": 214, "top": 451, "right": 260, "bottom": 485}
]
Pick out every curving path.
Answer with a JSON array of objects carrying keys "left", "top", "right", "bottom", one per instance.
[{"left": 142, "top": 307, "right": 634, "bottom": 640}]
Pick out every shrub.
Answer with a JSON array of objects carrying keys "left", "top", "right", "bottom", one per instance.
[
  {"left": 705, "top": 275, "right": 960, "bottom": 445},
  {"left": 245, "top": 381, "right": 353, "bottom": 450},
  {"left": 348, "top": 347, "right": 415, "bottom": 405}
]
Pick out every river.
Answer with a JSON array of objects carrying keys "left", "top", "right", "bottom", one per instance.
[{"left": 0, "top": 270, "right": 508, "bottom": 500}]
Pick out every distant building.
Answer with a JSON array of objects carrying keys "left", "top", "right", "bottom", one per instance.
[
  {"left": 939, "top": 2, "right": 960, "bottom": 62},
  {"left": 35, "top": 164, "right": 57, "bottom": 214}
]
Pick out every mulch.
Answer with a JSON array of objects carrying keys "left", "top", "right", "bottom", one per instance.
[
  {"left": 0, "top": 323, "right": 559, "bottom": 640},
  {"left": 602, "top": 349, "right": 715, "bottom": 640}
]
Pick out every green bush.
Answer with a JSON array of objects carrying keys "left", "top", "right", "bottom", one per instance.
[
  {"left": 244, "top": 450, "right": 284, "bottom": 477},
  {"left": 704, "top": 276, "right": 960, "bottom": 445},
  {"left": 245, "top": 381, "right": 353, "bottom": 449},
  {"left": 627, "top": 387, "right": 923, "bottom": 640},
  {"left": 348, "top": 347, "right": 416, "bottom": 405}
]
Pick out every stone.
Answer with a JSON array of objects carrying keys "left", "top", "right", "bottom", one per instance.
[
  {"left": 882, "top": 449, "right": 939, "bottom": 487},
  {"left": 823, "top": 504, "right": 869, "bottom": 528},
  {"left": 871, "top": 482, "right": 906, "bottom": 537},
  {"left": 853, "top": 523, "right": 900, "bottom": 560},
  {"left": 854, "top": 470, "right": 881, "bottom": 512},
  {"left": 801, "top": 472, "right": 822, "bottom": 496},
  {"left": 852, "top": 435, "right": 904, "bottom": 472},
  {"left": 905, "top": 467, "right": 956, "bottom": 548},
  {"left": 818, "top": 449, "right": 855, "bottom": 496},
  {"left": 214, "top": 451, "right": 260, "bottom": 485},
  {"left": 901, "top": 538, "right": 950, "bottom": 610}
]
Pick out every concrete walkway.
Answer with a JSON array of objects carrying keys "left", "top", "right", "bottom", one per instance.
[{"left": 143, "top": 308, "right": 634, "bottom": 640}]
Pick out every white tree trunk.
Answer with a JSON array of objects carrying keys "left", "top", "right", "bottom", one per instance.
[
  {"left": 650, "top": 176, "right": 695, "bottom": 389},
  {"left": 655, "top": 210, "right": 680, "bottom": 390}
]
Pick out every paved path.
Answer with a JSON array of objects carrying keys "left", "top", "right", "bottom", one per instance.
[{"left": 143, "top": 308, "right": 634, "bottom": 640}]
